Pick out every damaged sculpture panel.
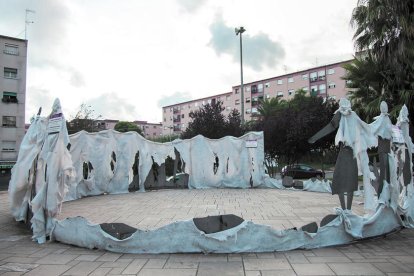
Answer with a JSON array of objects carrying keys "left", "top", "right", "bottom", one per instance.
[{"left": 8, "top": 98, "right": 414, "bottom": 253}]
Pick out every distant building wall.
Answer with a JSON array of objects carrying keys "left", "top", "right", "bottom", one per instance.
[
  {"left": 162, "top": 59, "right": 353, "bottom": 133},
  {"left": 0, "top": 35, "right": 27, "bottom": 168}
]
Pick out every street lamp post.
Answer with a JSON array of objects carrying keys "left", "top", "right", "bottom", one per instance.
[{"left": 235, "top": 26, "right": 246, "bottom": 124}]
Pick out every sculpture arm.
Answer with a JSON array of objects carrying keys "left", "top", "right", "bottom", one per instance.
[{"left": 308, "top": 112, "right": 340, "bottom": 144}]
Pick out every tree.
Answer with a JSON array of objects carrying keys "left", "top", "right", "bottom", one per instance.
[
  {"left": 348, "top": 0, "right": 414, "bottom": 124},
  {"left": 257, "top": 97, "right": 285, "bottom": 120},
  {"left": 181, "top": 101, "right": 244, "bottom": 139},
  {"left": 67, "top": 103, "right": 102, "bottom": 134},
  {"left": 114, "top": 121, "right": 143, "bottom": 135},
  {"left": 254, "top": 92, "right": 338, "bottom": 167}
]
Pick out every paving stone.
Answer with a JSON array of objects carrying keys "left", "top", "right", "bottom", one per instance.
[
  {"left": 24, "top": 264, "right": 71, "bottom": 276},
  {"left": 373, "top": 262, "right": 406, "bottom": 273},
  {"left": 164, "top": 259, "right": 198, "bottom": 269},
  {"left": 307, "top": 256, "right": 351, "bottom": 263},
  {"left": 35, "top": 254, "right": 78, "bottom": 265},
  {"left": 328, "top": 262, "right": 385, "bottom": 275},
  {"left": 2, "top": 258, "right": 39, "bottom": 264},
  {"left": 243, "top": 258, "right": 291, "bottom": 271},
  {"left": 143, "top": 258, "right": 167, "bottom": 269},
  {"left": 63, "top": 261, "right": 102, "bottom": 275},
  {"left": 197, "top": 261, "right": 243, "bottom": 276},
  {"left": 261, "top": 270, "right": 297, "bottom": 276},
  {"left": 285, "top": 253, "right": 309, "bottom": 264},
  {"left": 137, "top": 268, "right": 197, "bottom": 276},
  {"left": 95, "top": 253, "right": 122, "bottom": 262},
  {"left": 89, "top": 267, "right": 112, "bottom": 276},
  {"left": 245, "top": 271, "right": 261, "bottom": 276},
  {"left": 291, "top": 263, "right": 335, "bottom": 275},
  {"left": 74, "top": 254, "right": 101, "bottom": 261},
  {"left": 122, "top": 259, "right": 148, "bottom": 274}
]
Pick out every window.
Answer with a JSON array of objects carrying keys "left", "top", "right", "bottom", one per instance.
[
  {"left": 163, "top": 109, "right": 166, "bottom": 113},
  {"left": 235, "top": 99, "right": 240, "bottom": 105},
  {"left": 310, "top": 72, "right": 317, "bottom": 82},
  {"left": 319, "top": 84, "right": 326, "bottom": 94},
  {"left": 302, "top": 87, "right": 309, "bottom": 92},
  {"left": 251, "top": 85, "right": 258, "bottom": 93},
  {"left": 226, "top": 106, "right": 231, "bottom": 111},
  {"left": 277, "top": 79, "right": 283, "bottom": 85},
  {"left": 318, "top": 70, "right": 326, "bottom": 80},
  {"left": 195, "top": 102, "right": 198, "bottom": 107},
  {"left": 207, "top": 99, "right": 211, "bottom": 104},
  {"left": 327, "top": 68, "right": 335, "bottom": 75},
  {"left": 2, "top": 116, "right": 16, "bottom": 127},
  {"left": 265, "top": 82, "right": 270, "bottom": 88},
  {"left": 246, "top": 109, "right": 251, "bottom": 114},
  {"left": 181, "top": 114, "right": 184, "bottom": 118},
  {"left": 302, "top": 74, "right": 308, "bottom": 80},
  {"left": 226, "top": 95, "right": 231, "bottom": 101},
  {"left": 202, "top": 100, "right": 206, "bottom": 106},
  {"left": 328, "top": 82, "right": 336, "bottom": 89},
  {"left": 288, "top": 77, "right": 294, "bottom": 83},
  {"left": 2, "top": 92, "right": 17, "bottom": 103},
  {"left": 265, "top": 94, "right": 270, "bottom": 99},
  {"left": 164, "top": 118, "right": 166, "bottom": 122},
  {"left": 4, "top": 68, "right": 17, "bottom": 79},
  {"left": 245, "top": 86, "right": 250, "bottom": 92},
  {"left": 277, "top": 91, "right": 283, "bottom": 97},
  {"left": 329, "top": 95, "right": 337, "bottom": 100},
  {"left": 288, "top": 89, "right": 295, "bottom": 96},
  {"left": 257, "top": 83, "right": 264, "bottom": 92},
  {"left": 2, "top": 141, "right": 16, "bottom": 151},
  {"left": 246, "top": 97, "right": 251, "bottom": 103},
  {"left": 251, "top": 108, "right": 258, "bottom": 114},
  {"left": 4, "top": 44, "right": 18, "bottom": 55},
  {"left": 310, "top": 85, "right": 318, "bottom": 95},
  {"left": 235, "top": 88, "right": 239, "bottom": 94}
]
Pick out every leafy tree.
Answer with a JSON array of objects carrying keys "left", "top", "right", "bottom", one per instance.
[
  {"left": 347, "top": 0, "right": 414, "bottom": 124},
  {"left": 181, "top": 101, "right": 244, "bottom": 139},
  {"left": 254, "top": 92, "right": 338, "bottom": 166},
  {"left": 114, "top": 121, "right": 143, "bottom": 135},
  {"left": 67, "top": 103, "right": 102, "bottom": 134}
]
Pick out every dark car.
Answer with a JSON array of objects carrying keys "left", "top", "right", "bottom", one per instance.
[{"left": 281, "top": 164, "right": 325, "bottom": 179}]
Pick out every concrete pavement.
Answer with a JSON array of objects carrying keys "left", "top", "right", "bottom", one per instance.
[{"left": 1, "top": 189, "right": 414, "bottom": 275}]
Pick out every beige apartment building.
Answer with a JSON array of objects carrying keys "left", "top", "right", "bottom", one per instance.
[
  {"left": 162, "top": 59, "right": 352, "bottom": 135},
  {"left": 0, "top": 35, "right": 27, "bottom": 171}
]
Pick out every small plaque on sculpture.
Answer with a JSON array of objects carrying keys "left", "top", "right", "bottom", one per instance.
[{"left": 246, "top": 139, "right": 258, "bottom": 148}]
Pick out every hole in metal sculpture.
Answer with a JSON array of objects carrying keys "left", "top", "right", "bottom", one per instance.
[
  {"left": 128, "top": 152, "right": 140, "bottom": 192},
  {"left": 110, "top": 152, "right": 116, "bottom": 172},
  {"left": 193, "top": 214, "right": 244, "bottom": 234},
  {"left": 213, "top": 153, "right": 219, "bottom": 175}
]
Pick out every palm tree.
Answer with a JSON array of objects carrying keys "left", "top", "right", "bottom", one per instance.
[
  {"left": 348, "top": 0, "right": 414, "bottom": 123},
  {"left": 257, "top": 97, "right": 285, "bottom": 120}
]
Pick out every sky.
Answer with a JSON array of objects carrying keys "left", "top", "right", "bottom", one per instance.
[{"left": 0, "top": 0, "right": 357, "bottom": 123}]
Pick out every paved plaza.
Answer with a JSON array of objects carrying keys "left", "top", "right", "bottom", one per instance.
[{"left": 1, "top": 189, "right": 414, "bottom": 275}]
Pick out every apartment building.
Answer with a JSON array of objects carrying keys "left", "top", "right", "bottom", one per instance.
[
  {"left": 162, "top": 59, "right": 352, "bottom": 134},
  {"left": 162, "top": 92, "right": 234, "bottom": 135},
  {"left": 234, "top": 59, "right": 351, "bottom": 121},
  {"left": 0, "top": 35, "right": 27, "bottom": 171},
  {"left": 98, "top": 119, "right": 163, "bottom": 139}
]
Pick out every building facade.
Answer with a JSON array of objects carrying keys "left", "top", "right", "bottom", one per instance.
[
  {"left": 0, "top": 35, "right": 27, "bottom": 171},
  {"left": 162, "top": 59, "right": 352, "bottom": 133},
  {"left": 98, "top": 119, "right": 163, "bottom": 140}
]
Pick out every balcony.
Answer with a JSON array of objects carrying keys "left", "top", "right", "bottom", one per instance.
[
  {"left": 173, "top": 108, "right": 180, "bottom": 114},
  {"left": 173, "top": 117, "right": 181, "bottom": 123},
  {"left": 173, "top": 126, "right": 181, "bottom": 132}
]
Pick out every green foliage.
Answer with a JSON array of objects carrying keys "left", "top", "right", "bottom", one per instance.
[
  {"left": 181, "top": 100, "right": 245, "bottom": 139},
  {"left": 253, "top": 93, "right": 338, "bottom": 165},
  {"left": 149, "top": 134, "right": 180, "bottom": 143},
  {"left": 347, "top": 0, "right": 414, "bottom": 125},
  {"left": 114, "top": 121, "right": 143, "bottom": 135}
]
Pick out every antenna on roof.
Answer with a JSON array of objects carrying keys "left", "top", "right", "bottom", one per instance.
[{"left": 25, "top": 9, "right": 35, "bottom": 40}]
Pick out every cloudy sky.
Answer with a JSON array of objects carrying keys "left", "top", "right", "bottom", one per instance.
[{"left": 0, "top": 0, "right": 357, "bottom": 123}]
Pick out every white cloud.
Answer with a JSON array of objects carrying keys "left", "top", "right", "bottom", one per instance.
[{"left": 0, "top": 0, "right": 357, "bottom": 124}]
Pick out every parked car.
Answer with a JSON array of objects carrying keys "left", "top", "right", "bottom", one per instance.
[{"left": 281, "top": 164, "right": 325, "bottom": 179}]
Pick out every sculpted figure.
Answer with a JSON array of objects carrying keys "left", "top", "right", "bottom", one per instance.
[
  {"left": 397, "top": 105, "right": 413, "bottom": 189},
  {"left": 309, "top": 98, "right": 377, "bottom": 210},
  {"left": 370, "top": 101, "right": 392, "bottom": 198}
]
